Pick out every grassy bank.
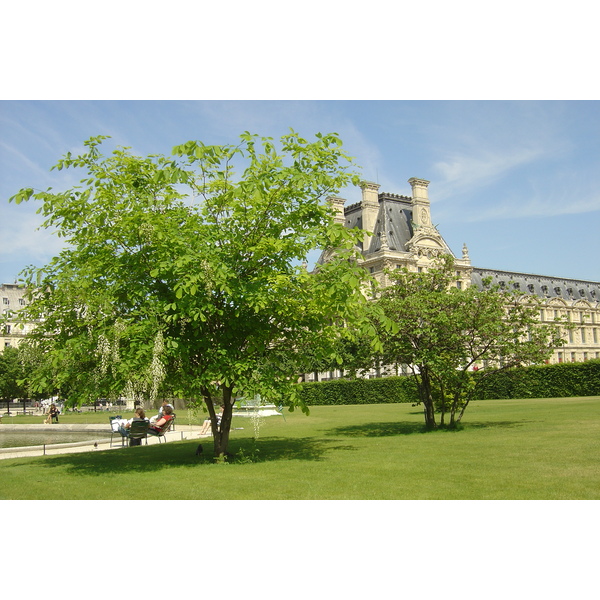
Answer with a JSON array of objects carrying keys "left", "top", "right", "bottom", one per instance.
[{"left": 1, "top": 397, "right": 599, "bottom": 499}]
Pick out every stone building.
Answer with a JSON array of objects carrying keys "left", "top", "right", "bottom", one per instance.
[
  {"left": 0, "top": 283, "right": 34, "bottom": 352},
  {"left": 309, "top": 178, "right": 600, "bottom": 381}
]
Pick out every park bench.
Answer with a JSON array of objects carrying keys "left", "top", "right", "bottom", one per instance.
[{"left": 1, "top": 409, "right": 35, "bottom": 417}]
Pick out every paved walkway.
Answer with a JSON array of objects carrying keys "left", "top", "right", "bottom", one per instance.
[{"left": 0, "top": 423, "right": 211, "bottom": 461}]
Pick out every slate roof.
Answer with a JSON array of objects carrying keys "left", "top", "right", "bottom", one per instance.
[
  {"left": 471, "top": 268, "right": 600, "bottom": 303},
  {"left": 344, "top": 192, "right": 415, "bottom": 253},
  {"left": 319, "top": 192, "right": 600, "bottom": 303}
]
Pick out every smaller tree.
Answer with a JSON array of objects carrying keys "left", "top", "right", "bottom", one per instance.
[
  {"left": 375, "top": 255, "right": 567, "bottom": 428},
  {"left": 0, "top": 346, "right": 28, "bottom": 413}
]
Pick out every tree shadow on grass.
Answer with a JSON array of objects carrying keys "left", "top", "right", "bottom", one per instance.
[
  {"left": 31, "top": 419, "right": 532, "bottom": 475},
  {"left": 37, "top": 436, "right": 357, "bottom": 474},
  {"left": 326, "top": 419, "right": 531, "bottom": 438},
  {"left": 226, "top": 436, "right": 358, "bottom": 464},
  {"left": 463, "top": 420, "right": 536, "bottom": 430},
  {"left": 326, "top": 421, "right": 426, "bottom": 437}
]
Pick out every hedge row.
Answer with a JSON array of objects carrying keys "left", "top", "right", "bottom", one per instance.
[
  {"left": 297, "top": 360, "right": 600, "bottom": 405},
  {"left": 473, "top": 359, "right": 600, "bottom": 400},
  {"left": 297, "top": 376, "right": 418, "bottom": 406}
]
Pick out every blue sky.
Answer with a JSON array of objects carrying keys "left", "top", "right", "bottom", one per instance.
[{"left": 2, "top": 100, "right": 599, "bottom": 284}]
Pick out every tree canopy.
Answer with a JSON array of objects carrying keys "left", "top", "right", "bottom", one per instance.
[
  {"left": 374, "top": 255, "right": 567, "bottom": 428},
  {"left": 10, "top": 131, "right": 377, "bottom": 456},
  {"left": 0, "top": 346, "right": 28, "bottom": 413}
]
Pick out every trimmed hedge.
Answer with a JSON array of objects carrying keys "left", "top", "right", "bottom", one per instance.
[
  {"left": 297, "top": 360, "right": 600, "bottom": 405},
  {"left": 473, "top": 359, "right": 600, "bottom": 400},
  {"left": 297, "top": 376, "right": 418, "bottom": 406}
]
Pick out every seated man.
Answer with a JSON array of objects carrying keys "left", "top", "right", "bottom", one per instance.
[{"left": 148, "top": 405, "right": 174, "bottom": 434}]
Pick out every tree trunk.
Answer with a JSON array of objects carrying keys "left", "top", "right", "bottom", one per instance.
[
  {"left": 204, "top": 385, "right": 234, "bottom": 460},
  {"left": 419, "top": 369, "right": 437, "bottom": 429},
  {"left": 438, "top": 380, "right": 446, "bottom": 426},
  {"left": 454, "top": 398, "right": 470, "bottom": 424}
]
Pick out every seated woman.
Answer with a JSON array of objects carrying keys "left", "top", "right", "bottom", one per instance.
[
  {"left": 148, "top": 405, "right": 174, "bottom": 434},
  {"left": 149, "top": 400, "right": 175, "bottom": 424},
  {"left": 44, "top": 403, "right": 60, "bottom": 424},
  {"left": 117, "top": 408, "right": 148, "bottom": 438},
  {"left": 199, "top": 405, "right": 223, "bottom": 435},
  {"left": 125, "top": 408, "right": 149, "bottom": 446}
]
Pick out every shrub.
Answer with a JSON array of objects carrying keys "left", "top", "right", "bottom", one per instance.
[
  {"left": 296, "top": 360, "right": 600, "bottom": 406},
  {"left": 297, "top": 376, "right": 418, "bottom": 406},
  {"left": 473, "top": 359, "right": 600, "bottom": 400}
]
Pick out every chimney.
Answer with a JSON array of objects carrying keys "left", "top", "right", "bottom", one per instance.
[
  {"left": 408, "top": 177, "right": 431, "bottom": 229},
  {"left": 361, "top": 181, "right": 380, "bottom": 249},
  {"left": 327, "top": 196, "right": 346, "bottom": 225}
]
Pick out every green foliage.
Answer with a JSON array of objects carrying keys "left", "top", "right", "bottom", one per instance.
[
  {"left": 474, "top": 359, "right": 600, "bottom": 400},
  {"left": 0, "top": 347, "right": 28, "bottom": 401},
  {"left": 297, "top": 376, "right": 418, "bottom": 406},
  {"left": 296, "top": 360, "right": 600, "bottom": 408},
  {"left": 373, "top": 255, "right": 566, "bottom": 428},
  {"left": 9, "top": 131, "right": 374, "bottom": 456}
]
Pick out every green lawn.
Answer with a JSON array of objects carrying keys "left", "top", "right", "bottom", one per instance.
[{"left": 1, "top": 397, "right": 599, "bottom": 499}]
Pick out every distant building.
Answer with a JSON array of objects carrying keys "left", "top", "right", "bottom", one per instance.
[
  {"left": 310, "top": 178, "right": 600, "bottom": 381},
  {"left": 0, "top": 284, "right": 34, "bottom": 351}
]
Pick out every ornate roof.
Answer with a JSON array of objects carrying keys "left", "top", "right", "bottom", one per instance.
[
  {"left": 471, "top": 268, "right": 600, "bottom": 303},
  {"left": 367, "top": 193, "right": 414, "bottom": 253}
]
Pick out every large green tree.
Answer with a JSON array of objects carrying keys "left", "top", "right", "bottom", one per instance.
[
  {"left": 374, "top": 255, "right": 567, "bottom": 429},
  {"left": 10, "top": 132, "right": 376, "bottom": 457}
]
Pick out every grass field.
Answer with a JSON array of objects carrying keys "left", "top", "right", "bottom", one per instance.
[{"left": 1, "top": 397, "right": 599, "bottom": 499}]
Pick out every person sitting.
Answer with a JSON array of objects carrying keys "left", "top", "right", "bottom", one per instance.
[
  {"left": 123, "top": 407, "right": 149, "bottom": 446},
  {"left": 149, "top": 400, "right": 175, "bottom": 424},
  {"left": 200, "top": 405, "right": 223, "bottom": 435},
  {"left": 148, "top": 405, "right": 174, "bottom": 434},
  {"left": 116, "top": 407, "right": 147, "bottom": 431},
  {"left": 45, "top": 403, "right": 60, "bottom": 424}
]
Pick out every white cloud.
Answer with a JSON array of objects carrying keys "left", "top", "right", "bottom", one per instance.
[
  {"left": 464, "top": 188, "right": 600, "bottom": 223},
  {"left": 0, "top": 140, "right": 50, "bottom": 180},
  {"left": 432, "top": 145, "right": 550, "bottom": 202},
  {"left": 0, "top": 210, "right": 66, "bottom": 275}
]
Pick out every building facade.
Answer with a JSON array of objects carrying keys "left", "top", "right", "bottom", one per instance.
[
  {"left": 0, "top": 284, "right": 34, "bottom": 352},
  {"left": 308, "top": 178, "right": 600, "bottom": 381}
]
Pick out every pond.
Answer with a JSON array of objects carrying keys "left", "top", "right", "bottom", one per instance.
[{"left": 0, "top": 431, "right": 111, "bottom": 449}]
